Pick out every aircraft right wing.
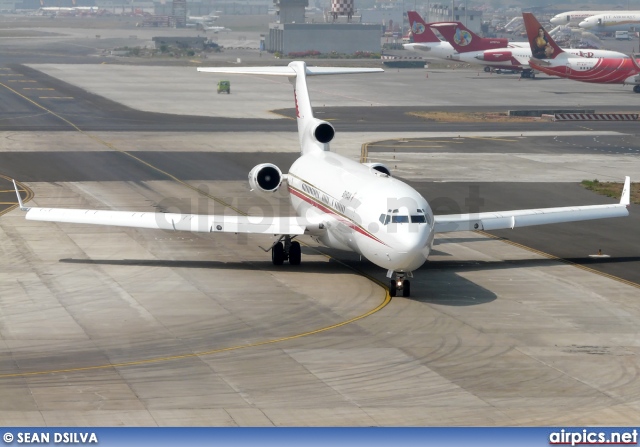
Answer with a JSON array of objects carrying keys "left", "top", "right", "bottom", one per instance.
[
  {"left": 13, "top": 182, "right": 320, "bottom": 236},
  {"left": 434, "top": 177, "right": 631, "bottom": 233}
]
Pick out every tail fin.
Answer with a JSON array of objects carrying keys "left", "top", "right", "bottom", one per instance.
[
  {"left": 430, "top": 22, "right": 509, "bottom": 53},
  {"left": 198, "top": 62, "right": 382, "bottom": 154},
  {"left": 406, "top": 11, "right": 440, "bottom": 43},
  {"left": 523, "top": 12, "right": 564, "bottom": 60}
]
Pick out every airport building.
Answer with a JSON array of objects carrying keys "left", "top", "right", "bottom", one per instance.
[
  {"left": 426, "top": 3, "right": 483, "bottom": 34},
  {"left": 267, "top": 0, "right": 381, "bottom": 55}
]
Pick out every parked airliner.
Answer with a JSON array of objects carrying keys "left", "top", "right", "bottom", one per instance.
[
  {"left": 523, "top": 12, "right": 640, "bottom": 93},
  {"left": 13, "top": 62, "right": 631, "bottom": 297},
  {"left": 550, "top": 11, "right": 610, "bottom": 26},
  {"left": 403, "top": 11, "right": 516, "bottom": 60},
  {"left": 402, "top": 11, "right": 455, "bottom": 60},
  {"left": 579, "top": 12, "right": 640, "bottom": 33},
  {"left": 432, "top": 19, "right": 629, "bottom": 78}
]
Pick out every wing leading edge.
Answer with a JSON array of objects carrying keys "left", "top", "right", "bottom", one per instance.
[{"left": 434, "top": 177, "right": 631, "bottom": 233}]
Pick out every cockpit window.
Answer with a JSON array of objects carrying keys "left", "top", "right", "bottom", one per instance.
[
  {"left": 391, "top": 215, "right": 410, "bottom": 224},
  {"left": 380, "top": 209, "right": 430, "bottom": 225}
]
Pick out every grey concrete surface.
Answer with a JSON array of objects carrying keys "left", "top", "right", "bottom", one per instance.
[
  {"left": 2, "top": 130, "right": 638, "bottom": 182},
  {"left": 27, "top": 64, "right": 640, "bottom": 119},
  {"left": 2, "top": 180, "right": 640, "bottom": 426}
]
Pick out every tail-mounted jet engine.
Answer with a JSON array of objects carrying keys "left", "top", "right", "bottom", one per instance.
[
  {"left": 248, "top": 163, "right": 283, "bottom": 192},
  {"left": 312, "top": 120, "right": 335, "bottom": 144},
  {"left": 363, "top": 162, "right": 392, "bottom": 177}
]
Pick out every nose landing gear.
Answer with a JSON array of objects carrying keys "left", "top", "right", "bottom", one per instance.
[{"left": 388, "top": 271, "right": 411, "bottom": 297}]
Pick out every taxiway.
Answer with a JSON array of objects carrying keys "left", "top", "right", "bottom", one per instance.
[{"left": 0, "top": 33, "right": 639, "bottom": 426}]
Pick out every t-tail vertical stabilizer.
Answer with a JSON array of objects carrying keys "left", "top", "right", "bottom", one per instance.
[
  {"left": 523, "top": 12, "right": 564, "bottom": 61},
  {"left": 430, "top": 22, "right": 510, "bottom": 53},
  {"left": 197, "top": 62, "right": 383, "bottom": 154},
  {"left": 407, "top": 11, "right": 441, "bottom": 43}
]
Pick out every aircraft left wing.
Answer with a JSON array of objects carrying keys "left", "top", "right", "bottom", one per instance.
[
  {"left": 13, "top": 181, "right": 317, "bottom": 236},
  {"left": 434, "top": 177, "right": 631, "bottom": 233}
]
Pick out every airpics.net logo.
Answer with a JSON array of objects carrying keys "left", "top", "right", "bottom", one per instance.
[
  {"left": 549, "top": 429, "right": 638, "bottom": 446},
  {"left": 3, "top": 432, "right": 98, "bottom": 444}
]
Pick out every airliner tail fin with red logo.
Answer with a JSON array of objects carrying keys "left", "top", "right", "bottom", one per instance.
[
  {"left": 430, "top": 22, "right": 509, "bottom": 53},
  {"left": 523, "top": 12, "right": 564, "bottom": 60},
  {"left": 406, "top": 11, "right": 441, "bottom": 43}
]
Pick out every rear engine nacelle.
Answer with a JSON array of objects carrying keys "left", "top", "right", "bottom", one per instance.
[
  {"left": 363, "top": 162, "right": 392, "bottom": 177},
  {"left": 476, "top": 50, "right": 512, "bottom": 62},
  {"left": 310, "top": 119, "right": 335, "bottom": 144},
  {"left": 248, "top": 163, "right": 283, "bottom": 193},
  {"left": 486, "top": 38, "right": 509, "bottom": 49}
]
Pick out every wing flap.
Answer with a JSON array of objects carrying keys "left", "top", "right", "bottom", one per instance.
[{"left": 25, "top": 207, "right": 309, "bottom": 235}]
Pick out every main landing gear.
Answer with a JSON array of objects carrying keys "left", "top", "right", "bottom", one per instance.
[
  {"left": 388, "top": 271, "right": 411, "bottom": 297},
  {"left": 634, "top": 85, "right": 640, "bottom": 93},
  {"left": 271, "top": 236, "right": 301, "bottom": 266}
]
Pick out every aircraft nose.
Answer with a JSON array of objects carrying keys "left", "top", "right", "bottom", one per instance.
[
  {"left": 389, "top": 226, "right": 432, "bottom": 270},
  {"left": 578, "top": 20, "right": 589, "bottom": 28}
]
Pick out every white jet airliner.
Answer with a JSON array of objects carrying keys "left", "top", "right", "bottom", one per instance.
[
  {"left": 13, "top": 61, "right": 631, "bottom": 297},
  {"left": 579, "top": 12, "right": 640, "bottom": 32}
]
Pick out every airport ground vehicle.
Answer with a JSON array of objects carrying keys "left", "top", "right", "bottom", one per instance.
[
  {"left": 217, "top": 80, "right": 230, "bottom": 94},
  {"left": 615, "top": 31, "right": 630, "bottom": 40}
]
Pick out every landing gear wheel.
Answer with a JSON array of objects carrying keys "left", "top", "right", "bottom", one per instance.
[
  {"left": 402, "top": 280, "right": 411, "bottom": 297},
  {"left": 634, "top": 85, "right": 640, "bottom": 93},
  {"left": 289, "top": 241, "right": 301, "bottom": 265},
  {"left": 389, "top": 280, "right": 397, "bottom": 297},
  {"left": 484, "top": 66, "right": 491, "bottom": 73},
  {"left": 272, "top": 242, "right": 284, "bottom": 265}
]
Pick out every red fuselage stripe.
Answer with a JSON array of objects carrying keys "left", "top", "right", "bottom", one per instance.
[{"left": 288, "top": 186, "right": 388, "bottom": 246}]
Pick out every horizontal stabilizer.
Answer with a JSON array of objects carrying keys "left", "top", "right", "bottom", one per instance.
[
  {"left": 199, "top": 61, "right": 383, "bottom": 155},
  {"left": 197, "top": 66, "right": 383, "bottom": 77}
]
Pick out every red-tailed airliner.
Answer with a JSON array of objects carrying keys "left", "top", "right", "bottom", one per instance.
[
  {"left": 523, "top": 12, "right": 640, "bottom": 93},
  {"left": 403, "top": 11, "right": 514, "bottom": 61},
  {"left": 13, "top": 62, "right": 631, "bottom": 297},
  {"left": 429, "top": 17, "right": 628, "bottom": 79}
]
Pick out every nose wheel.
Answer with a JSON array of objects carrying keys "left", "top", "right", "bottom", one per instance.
[{"left": 389, "top": 272, "right": 411, "bottom": 297}]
